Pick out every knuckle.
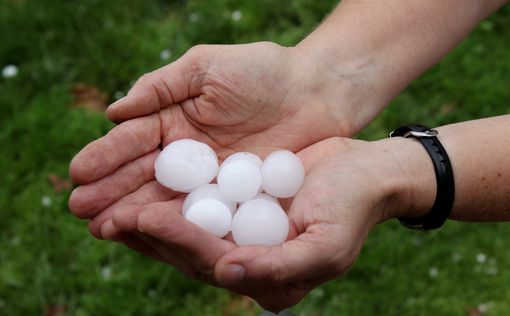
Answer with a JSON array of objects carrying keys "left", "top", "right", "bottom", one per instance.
[
  {"left": 267, "top": 258, "right": 289, "bottom": 284},
  {"left": 185, "top": 44, "right": 209, "bottom": 58},
  {"left": 138, "top": 209, "right": 182, "bottom": 239},
  {"left": 112, "top": 123, "right": 141, "bottom": 150},
  {"left": 135, "top": 73, "right": 153, "bottom": 86}
]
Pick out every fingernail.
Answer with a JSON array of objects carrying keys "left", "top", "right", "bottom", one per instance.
[
  {"left": 101, "top": 220, "right": 116, "bottom": 239},
  {"left": 221, "top": 264, "right": 245, "bottom": 284}
]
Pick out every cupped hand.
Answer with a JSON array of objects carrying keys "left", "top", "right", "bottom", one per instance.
[
  {"left": 68, "top": 42, "right": 365, "bottom": 241},
  {"left": 106, "top": 41, "right": 350, "bottom": 153},
  {"left": 211, "top": 137, "right": 398, "bottom": 311},
  {"left": 90, "top": 136, "right": 414, "bottom": 312}
]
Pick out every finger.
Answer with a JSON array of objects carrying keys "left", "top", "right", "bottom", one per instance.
[
  {"left": 215, "top": 233, "right": 343, "bottom": 286},
  {"left": 69, "top": 150, "right": 160, "bottom": 219},
  {"left": 134, "top": 233, "right": 212, "bottom": 282},
  {"left": 107, "top": 47, "right": 207, "bottom": 123},
  {"left": 110, "top": 231, "right": 167, "bottom": 263},
  {"left": 111, "top": 197, "right": 184, "bottom": 233},
  {"left": 88, "top": 180, "right": 178, "bottom": 239},
  {"left": 137, "top": 202, "right": 237, "bottom": 273},
  {"left": 69, "top": 114, "right": 161, "bottom": 184}
]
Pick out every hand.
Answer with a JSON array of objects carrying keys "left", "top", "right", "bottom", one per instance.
[
  {"left": 69, "top": 41, "right": 380, "bottom": 238},
  {"left": 97, "top": 136, "right": 431, "bottom": 312}
]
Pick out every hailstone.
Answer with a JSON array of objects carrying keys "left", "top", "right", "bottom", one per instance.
[
  {"left": 154, "top": 139, "right": 218, "bottom": 192},
  {"left": 182, "top": 184, "right": 236, "bottom": 215},
  {"left": 231, "top": 199, "right": 289, "bottom": 246},
  {"left": 217, "top": 160, "right": 261, "bottom": 202},
  {"left": 184, "top": 198, "right": 232, "bottom": 238},
  {"left": 221, "top": 152, "right": 262, "bottom": 169},
  {"left": 261, "top": 150, "right": 304, "bottom": 198}
]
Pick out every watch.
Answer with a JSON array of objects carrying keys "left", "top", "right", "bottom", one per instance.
[{"left": 389, "top": 124, "right": 455, "bottom": 230}]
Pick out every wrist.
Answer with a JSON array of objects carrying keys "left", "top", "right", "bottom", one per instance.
[
  {"left": 373, "top": 137, "right": 437, "bottom": 223},
  {"left": 292, "top": 28, "right": 403, "bottom": 136}
]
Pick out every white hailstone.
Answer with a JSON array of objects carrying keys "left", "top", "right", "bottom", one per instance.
[
  {"left": 182, "top": 183, "right": 236, "bottom": 216},
  {"left": 154, "top": 139, "right": 218, "bottom": 192},
  {"left": 221, "top": 152, "right": 262, "bottom": 169},
  {"left": 261, "top": 150, "right": 305, "bottom": 198},
  {"left": 240, "top": 192, "right": 278, "bottom": 208},
  {"left": 231, "top": 199, "right": 289, "bottom": 246},
  {"left": 160, "top": 49, "right": 172, "bottom": 61},
  {"left": 218, "top": 160, "right": 261, "bottom": 202},
  {"left": 184, "top": 199, "right": 232, "bottom": 238},
  {"left": 2, "top": 64, "right": 18, "bottom": 78},
  {"left": 231, "top": 10, "right": 242, "bottom": 21}
]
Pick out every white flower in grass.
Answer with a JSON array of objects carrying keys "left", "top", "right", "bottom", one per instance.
[
  {"left": 189, "top": 13, "right": 199, "bottom": 23},
  {"left": 10, "top": 236, "right": 20, "bottom": 245},
  {"left": 114, "top": 91, "right": 124, "bottom": 100},
  {"left": 428, "top": 267, "right": 438, "bottom": 278},
  {"left": 231, "top": 10, "right": 242, "bottom": 21},
  {"left": 452, "top": 252, "right": 461, "bottom": 262},
  {"left": 101, "top": 266, "right": 112, "bottom": 280},
  {"left": 478, "top": 302, "right": 491, "bottom": 313},
  {"left": 160, "top": 49, "right": 172, "bottom": 61},
  {"left": 476, "top": 253, "right": 487, "bottom": 263},
  {"left": 148, "top": 289, "right": 157, "bottom": 298},
  {"left": 2, "top": 64, "right": 18, "bottom": 78},
  {"left": 486, "top": 266, "right": 498, "bottom": 275},
  {"left": 41, "top": 195, "right": 52, "bottom": 207}
]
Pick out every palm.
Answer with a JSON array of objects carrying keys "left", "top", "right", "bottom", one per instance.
[
  {"left": 210, "top": 138, "right": 385, "bottom": 311},
  {"left": 109, "top": 42, "right": 345, "bottom": 158}
]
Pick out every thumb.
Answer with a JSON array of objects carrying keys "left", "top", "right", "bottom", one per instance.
[
  {"left": 215, "top": 236, "right": 345, "bottom": 286},
  {"left": 107, "top": 46, "right": 208, "bottom": 123}
]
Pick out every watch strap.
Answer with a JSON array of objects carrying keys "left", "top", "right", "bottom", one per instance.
[{"left": 389, "top": 124, "right": 455, "bottom": 230}]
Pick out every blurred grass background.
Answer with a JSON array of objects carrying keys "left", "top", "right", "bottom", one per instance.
[{"left": 1, "top": 0, "right": 510, "bottom": 315}]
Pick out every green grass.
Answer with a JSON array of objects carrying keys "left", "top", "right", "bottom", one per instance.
[{"left": 1, "top": 0, "right": 509, "bottom": 315}]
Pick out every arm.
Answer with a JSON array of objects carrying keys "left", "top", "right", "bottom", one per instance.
[
  {"left": 386, "top": 114, "right": 510, "bottom": 222},
  {"left": 296, "top": 0, "right": 507, "bottom": 133}
]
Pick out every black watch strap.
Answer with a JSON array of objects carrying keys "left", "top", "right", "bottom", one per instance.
[{"left": 389, "top": 124, "right": 455, "bottom": 230}]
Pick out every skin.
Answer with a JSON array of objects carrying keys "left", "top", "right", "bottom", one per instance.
[{"left": 69, "top": 0, "right": 508, "bottom": 312}]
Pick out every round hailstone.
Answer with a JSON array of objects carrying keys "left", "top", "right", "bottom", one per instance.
[
  {"left": 221, "top": 152, "right": 262, "bottom": 169},
  {"left": 218, "top": 160, "right": 262, "bottom": 202},
  {"left": 261, "top": 150, "right": 305, "bottom": 198},
  {"left": 240, "top": 192, "right": 278, "bottom": 208},
  {"left": 184, "top": 199, "right": 232, "bottom": 238},
  {"left": 231, "top": 199, "right": 289, "bottom": 246},
  {"left": 182, "top": 184, "right": 236, "bottom": 216},
  {"left": 154, "top": 139, "right": 218, "bottom": 192}
]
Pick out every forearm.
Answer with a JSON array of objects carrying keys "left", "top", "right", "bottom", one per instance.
[
  {"left": 296, "top": 0, "right": 506, "bottom": 133},
  {"left": 384, "top": 115, "right": 510, "bottom": 222}
]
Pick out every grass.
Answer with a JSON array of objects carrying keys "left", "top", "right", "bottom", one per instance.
[{"left": 1, "top": 0, "right": 510, "bottom": 315}]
